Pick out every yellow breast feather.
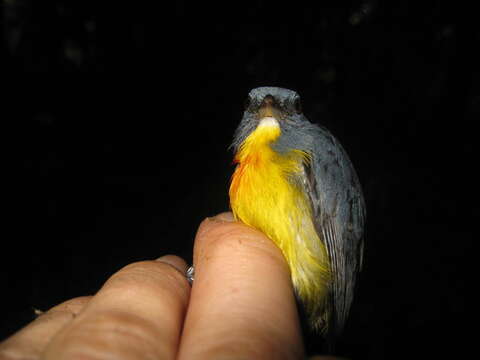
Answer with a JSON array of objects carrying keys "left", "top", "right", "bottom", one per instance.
[{"left": 229, "top": 118, "right": 331, "bottom": 329}]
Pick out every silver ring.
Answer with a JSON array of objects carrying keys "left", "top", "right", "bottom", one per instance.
[{"left": 186, "top": 266, "right": 195, "bottom": 284}]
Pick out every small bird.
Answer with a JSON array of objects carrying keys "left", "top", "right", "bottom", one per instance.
[{"left": 229, "top": 87, "right": 366, "bottom": 342}]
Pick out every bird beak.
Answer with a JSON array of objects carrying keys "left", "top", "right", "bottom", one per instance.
[{"left": 258, "top": 95, "right": 281, "bottom": 120}]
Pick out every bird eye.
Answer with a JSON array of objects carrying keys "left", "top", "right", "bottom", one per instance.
[
  {"left": 244, "top": 96, "right": 252, "bottom": 111},
  {"left": 293, "top": 97, "right": 302, "bottom": 114}
]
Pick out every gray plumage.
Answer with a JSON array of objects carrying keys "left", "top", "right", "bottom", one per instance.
[{"left": 232, "top": 87, "right": 366, "bottom": 339}]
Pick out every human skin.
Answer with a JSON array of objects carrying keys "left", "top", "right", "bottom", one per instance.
[{"left": 0, "top": 213, "right": 341, "bottom": 360}]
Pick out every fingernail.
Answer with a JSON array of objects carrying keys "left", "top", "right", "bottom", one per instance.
[
  {"left": 155, "top": 255, "right": 188, "bottom": 274},
  {"left": 210, "top": 212, "right": 235, "bottom": 222}
]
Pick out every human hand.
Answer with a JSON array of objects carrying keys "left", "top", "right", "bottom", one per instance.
[{"left": 0, "top": 213, "right": 340, "bottom": 359}]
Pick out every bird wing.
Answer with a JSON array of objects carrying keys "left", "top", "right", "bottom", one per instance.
[{"left": 303, "top": 125, "right": 366, "bottom": 338}]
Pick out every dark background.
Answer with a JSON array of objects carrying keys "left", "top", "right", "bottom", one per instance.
[{"left": 3, "top": 0, "right": 477, "bottom": 358}]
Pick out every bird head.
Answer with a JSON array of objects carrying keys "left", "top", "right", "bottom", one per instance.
[{"left": 231, "top": 87, "right": 310, "bottom": 153}]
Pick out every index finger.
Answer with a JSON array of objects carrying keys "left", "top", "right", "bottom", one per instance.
[
  {"left": 43, "top": 256, "right": 191, "bottom": 360},
  {"left": 178, "top": 213, "right": 304, "bottom": 360}
]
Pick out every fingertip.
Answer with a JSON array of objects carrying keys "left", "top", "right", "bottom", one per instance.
[
  {"left": 194, "top": 213, "right": 242, "bottom": 250},
  {"left": 194, "top": 213, "right": 286, "bottom": 271}
]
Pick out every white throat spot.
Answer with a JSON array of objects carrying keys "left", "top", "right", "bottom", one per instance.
[{"left": 258, "top": 117, "right": 279, "bottom": 128}]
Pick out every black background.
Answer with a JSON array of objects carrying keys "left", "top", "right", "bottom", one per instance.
[{"left": 3, "top": 1, "right": 477, "bottom": 358}]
